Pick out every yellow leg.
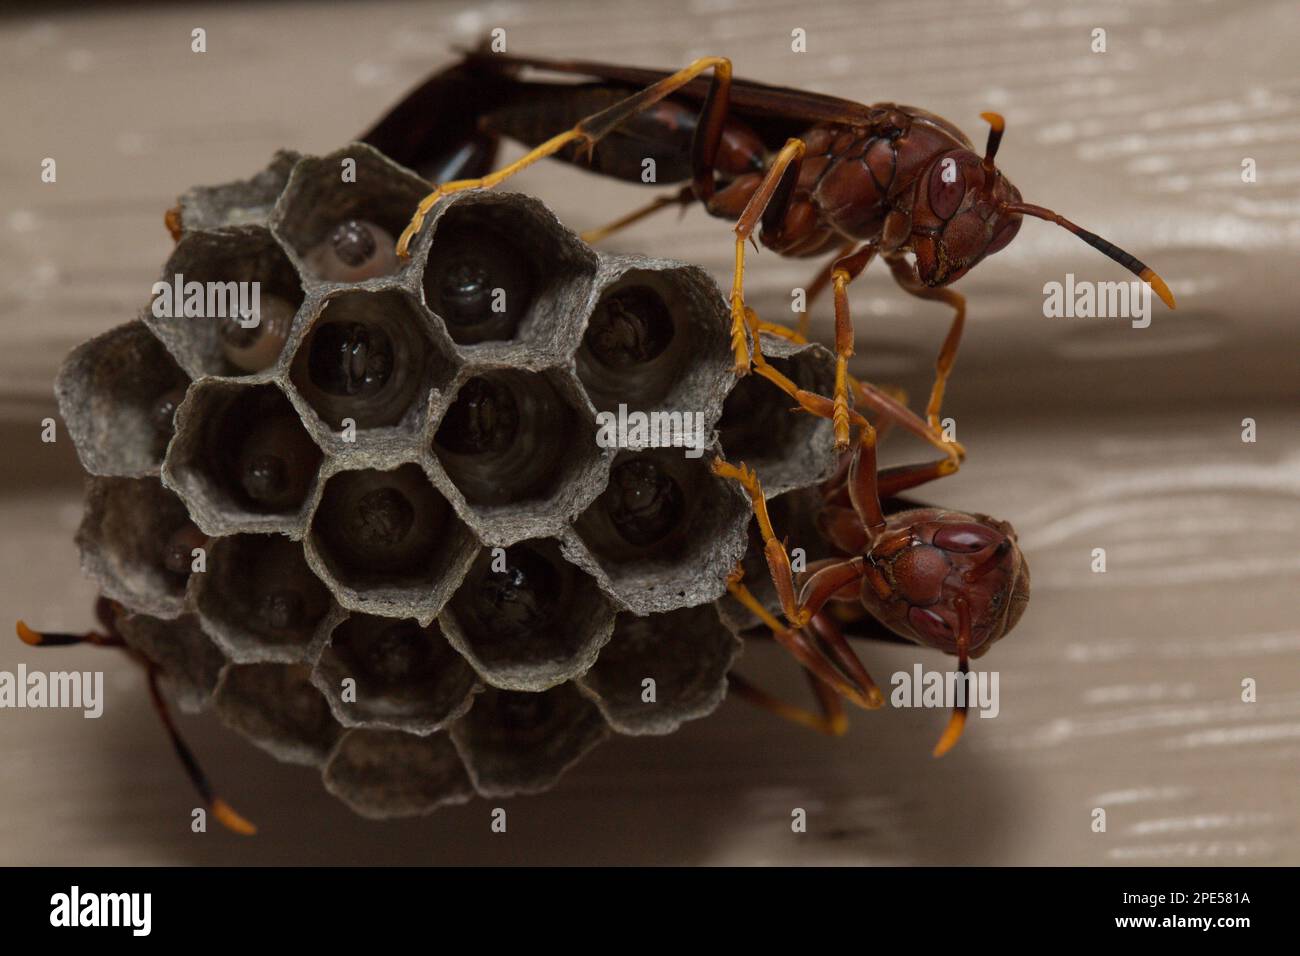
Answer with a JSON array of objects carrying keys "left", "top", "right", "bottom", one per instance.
[
  {"left": 397, "top": 56, "right": 733, "bottom": 258},
  {"left": 727, "top": 137, "right": 807, "bottom": 377},
  {"left": 580, "top": 186, "right": 693, "bottom": 244}
]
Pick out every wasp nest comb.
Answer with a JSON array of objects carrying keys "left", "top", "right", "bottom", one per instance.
[{"left": 55, "top": 145, "right": 839, "bottom": 818}]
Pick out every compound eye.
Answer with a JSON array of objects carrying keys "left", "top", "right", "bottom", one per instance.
[
  {"left": 928, "top": 157, "right": 965, "bottom": 220},
  {"left": 984, "top": 217, "right": 1021, "bottom": 256},
  {"left": 934, "top": 522, "right": 1003, "bottom": 553},
  {"left": 908, "top": 605, "right": 953, "bottom": 643}
]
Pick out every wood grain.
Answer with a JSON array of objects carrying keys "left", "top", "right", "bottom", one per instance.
[{"left": 0, "top": 0, "right": 1296, "bottom": 864}]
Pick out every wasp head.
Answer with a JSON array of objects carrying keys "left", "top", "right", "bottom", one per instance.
[{"left": 861, "top": 508, "right": 1029, "bottom": 659}]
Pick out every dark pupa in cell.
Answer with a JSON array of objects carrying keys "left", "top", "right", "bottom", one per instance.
[
  {"left": 452, "top": 543, "right": 571, "bottom": 644},
  {"left": 217, "top": 536, "right": 331, "bottom": 643},
  {"left": 576, "top": 279, "right": 693, "bottom": 413},
  {"left": 434, "top": 377, "right": 518, "bottom": 455},
  {"left": 576, "top": 451, "right": 706, "bottom": 564},
  {"left": 314, "top": 464, "right": 448, "bottom": 577},
  {"left": 218, "top": 293, "right": 296, "bottom": 373},
  {"left": 583, "top": 286, "right": 673, "bottom": 369},
  {"left": 423, "top": 225, "right": 535, "bottom": 345},
  {"left": 258, "top": 588, "right": 306, "bottom": 631},
  {"left": 351, "top": 619, "right": 440, "bottom": 685},
  {"left": 471, "top": 546, "right": 561, "bottom": 640},
  {"left": 307, "top": 321, "right": 393, "bottom": 399},
  {"left": 290, "top": 292, "right": 430, "bottom": 431},
  {"left": 228, "top": 414, "right": 322, "bottom": 512},
  {"left": 601, "top": 458, "right": 686, "bottom": 547},
  {"left": 160, "top": 522, "right": 208, "bottom": 577},
  {"left": 432, "top": 371, "right": 571, "bottom": 506},
  {"left": 303, "top": 219, "right": 399, "bottom": 283}
]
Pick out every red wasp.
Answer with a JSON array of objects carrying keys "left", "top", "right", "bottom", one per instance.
[
  {"left": 366, "top": 45, "right": 1176, "bottom": 457},
  {"left": 712, "top": 339, "right": 1028, "bottom": 754}
]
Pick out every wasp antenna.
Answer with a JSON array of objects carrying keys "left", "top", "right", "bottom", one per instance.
[
  {"left": 932, "top": 599, "right": 971, "bottom": 758},
  {"left": 1001, "top": 201, "right": 1176, "bottom": 309},
  {"left": 146, "top": 667, "right": 257, "bottom": 836},
  {"left": 979, "top": 111, "right": 1005, "bottom": 171},
  {"left": 15, "top": 620, "right": 122, "bottom": 647}
]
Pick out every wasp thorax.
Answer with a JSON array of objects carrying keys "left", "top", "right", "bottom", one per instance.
[
  {"left": 434, "top": 377, "right": 519, "bottom": 454},
  {"left": 315, "top": 465, "right": 444, "bottom": 576},
  {"left": 470, "top": 545, "right": 561, "bottom": 640},
  {"left": 584, "top": 286, "right": 673, "bottom": 368},
  {"left": 218, "top": 294, "right": 296, "bottom": 373},
  {"left": 423, "top": 227, "right": 535, "bottom": 344},
  {"left": 603, "top": 458, "right": 685, "bottom": 547},
  {"left": 304, "top": 219, "right": 399, "bottom": 283}
]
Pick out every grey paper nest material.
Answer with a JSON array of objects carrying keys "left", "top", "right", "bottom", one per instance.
[{"left": 56, "top": 145, "right": 839, "bottom": 818}]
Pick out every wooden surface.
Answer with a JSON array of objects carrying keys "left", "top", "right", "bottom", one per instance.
[{"left": 1, "top": 0, "right": 1297, "bottom": 865}]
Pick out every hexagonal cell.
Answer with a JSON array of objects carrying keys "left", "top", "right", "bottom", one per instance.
[
  {"left": 177, "top": 150, "right": 300, "bottom": 234},
  {"left": 194, "top": 533, "right": 335, "bottom": 663},
  {"left": 163, "top": 381, "right": 323, "bottom": 536},
  {"left": 449, "top": 684, "right": 610, "bottom": 797},
  {"left": 113, "top": 611, "right": 227, "bottom": 715},
  {"left": 76, "top": 476, "right": 205, "bottom": 619},
  {"left": 145, "top": 225, "right": 305, "bottom": 379},
  {"left": 569, "top": 447, "right": 750, "bottom": 614},
  {"left": 312, "top": 614, "right": 479, "bottom": 734},
  {"left": 54, "top": 321, "right": 190, "bottom": 478},
  {"left": 576, "top": 258, "right": 732, "bottom": 419},
  {"left": 214, "top": 662, "right": 341, "bottom": 766},
  {"left": 305, "top": 462, "right": 477, "bottom": 623},
  {"left": 441, "top": 539, "right": 616, "bottom": 691},
  {"left": 323, "top": 729, "right": 475, "bottom": 818},
  {"left": 416, "top": 190, "right": 597, "bottom": 361},
  {"left": 718, "top": 334, "right": 838, "bottom": 496},
  {"left": 430, "top": 367, "right": 608, "bottom": 543},
  {"left": 578, "top": 605, "right": 740, "bottom": 735},
  {"left": 288, "top": 288, "right": 455, "bottom": 444},
  {"left": 272, "top": 143, "right": 428, "bottom": 284}
]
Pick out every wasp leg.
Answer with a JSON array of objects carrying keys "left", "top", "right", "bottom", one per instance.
[
  {"left": 580, "top": 185, "right": 695, "bottom": 245},
  {"left": 724, "top": 137, "right": 809, "bottom": 377},
  {"left": 15, "top": 616, "right": 256, "bottom": 835},
  {"left": 797, "top": 240, "right": 861, "bottom": 339},
  {"left": 725, "top": 566, "right": 877, "bottom": 710},
  {"left": 728, "top": 668, "right": 847, "bottom": 736},
  {"left": 826, "top": 244, "right": 881, "bottom": 450},
  {"left": 397, "top": 56, "right": 735, "bottom": 258},
  {"left": 884, "top": 253, "right": 968, "bottom": 437}
]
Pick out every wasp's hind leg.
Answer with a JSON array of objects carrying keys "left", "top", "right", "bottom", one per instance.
[{"left": 397, "top": 56, "right": 735, "bottom": 257}]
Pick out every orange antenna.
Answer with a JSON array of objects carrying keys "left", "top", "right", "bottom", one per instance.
[{"left": 932, "top": 598, "right": 971, "bottom": 758}]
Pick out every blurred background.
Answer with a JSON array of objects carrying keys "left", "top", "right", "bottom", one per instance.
[{"left": 1, "top": 0, "right": 1296, "bottom": 864}]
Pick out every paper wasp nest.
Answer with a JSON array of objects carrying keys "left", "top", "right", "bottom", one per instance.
[{"left": 55, "top": 145, "right": 838, "bottom": 818}]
